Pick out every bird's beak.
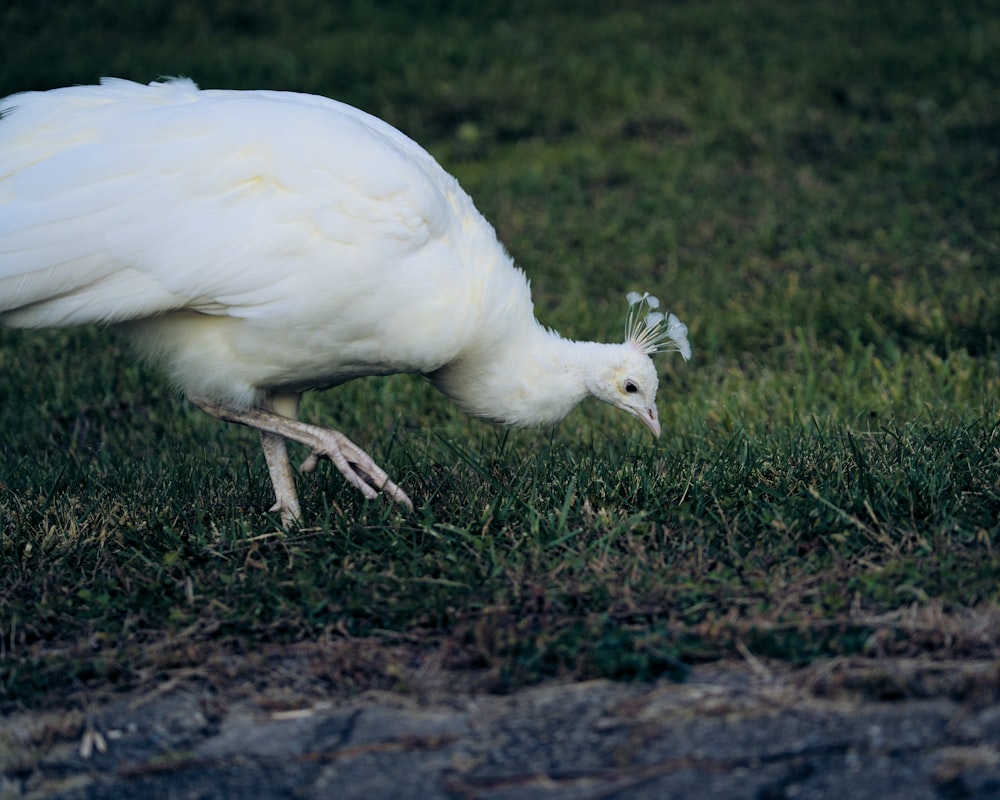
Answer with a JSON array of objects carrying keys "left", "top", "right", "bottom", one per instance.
[{"left": 638, "top": 405, "right": 661, "bottom": 438}]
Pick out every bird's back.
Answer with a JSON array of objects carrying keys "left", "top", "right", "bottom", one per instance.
[{"left": 0, "top": 79, "right": 533, "bottom": 405}]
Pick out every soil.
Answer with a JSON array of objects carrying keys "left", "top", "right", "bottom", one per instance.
[{"left": 3, "top": 653, "right": 999, "bottom": 799}]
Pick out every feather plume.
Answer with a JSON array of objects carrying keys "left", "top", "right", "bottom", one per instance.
[{"left": 624, "top": 291, "right": 691, "bottom": 360}]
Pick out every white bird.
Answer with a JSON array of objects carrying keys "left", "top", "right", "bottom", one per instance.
[{"left": 0, "top": 78, "right": 691, "bottom": 525}]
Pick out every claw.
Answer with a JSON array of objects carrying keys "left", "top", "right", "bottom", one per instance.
[{"left": 189, "top": 395, "right": 414, "bottom": 520}]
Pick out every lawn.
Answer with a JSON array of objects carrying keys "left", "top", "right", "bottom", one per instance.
[{"left": 1, "top": 0, "right": 998, "bottom": 707}]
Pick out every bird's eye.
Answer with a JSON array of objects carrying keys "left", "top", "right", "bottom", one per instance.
[{"left": 624, "top": 380, "right": 639, "bottom": 394}]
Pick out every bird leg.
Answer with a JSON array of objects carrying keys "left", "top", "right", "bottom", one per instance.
[
  {"left": 258, "top": 394, "right": 303, "bottom": 526},
  {"left": 258, "top": 430, "right": 301, "bottom": 526},
  {"left": 188, "top": 395, "right": 413, "bottom": 525}
]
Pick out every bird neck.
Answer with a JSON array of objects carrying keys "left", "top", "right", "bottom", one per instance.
[{"left": 431, "top": 322, "right": 618, "bottom": 428}]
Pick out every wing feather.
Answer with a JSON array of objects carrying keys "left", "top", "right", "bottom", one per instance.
[{"left": 0, "top": 78, "right": 457, "bottom": 327}]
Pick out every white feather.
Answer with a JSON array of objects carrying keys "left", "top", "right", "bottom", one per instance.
[{"left": 0, "top": 78, "right": 690, "bottom": 516}]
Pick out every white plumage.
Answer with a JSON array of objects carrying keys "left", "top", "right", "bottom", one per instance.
[{"left": 0, "top": 78, "right": 690, "bottom": 524}]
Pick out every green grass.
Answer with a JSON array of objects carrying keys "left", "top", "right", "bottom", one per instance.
[{"left": 2, "top": 0, "right": 999, "bottom": 707}]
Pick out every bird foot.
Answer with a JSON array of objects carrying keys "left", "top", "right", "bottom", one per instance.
[
  {"left": 189, "top": 395, "right": 413, "bottom": 519},
  {"left": 269, "top": 498, "right": 301, "bottom": 529},
  {"left": 299, "top": 429, "right": 414, "bottom": 512}
]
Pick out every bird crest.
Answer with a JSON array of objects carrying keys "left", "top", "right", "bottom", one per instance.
[{"left": 624, "top": 292, "right": 691, "bottom": 360}]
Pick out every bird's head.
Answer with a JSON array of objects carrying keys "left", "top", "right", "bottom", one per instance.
[
  {"left": 589, "top": 348, "right": 664, "bottom": 437},
  {"left": 587, "top": 291, "right": 691, "bottom": 439}
]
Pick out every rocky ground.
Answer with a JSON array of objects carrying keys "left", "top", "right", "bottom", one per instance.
[{"left": 3, "top": 655, "right": 999, "bottom": 799}]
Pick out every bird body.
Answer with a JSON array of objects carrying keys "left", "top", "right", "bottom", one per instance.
[
  {"left": 1, "top": 78, "right": 689, "bottom": 521},
  {"left": 2, "top": 78, "right": 519, "bottom": 403}
]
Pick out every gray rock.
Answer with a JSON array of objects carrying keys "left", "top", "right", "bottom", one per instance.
[{"left": 3, "top": 660, "right": 999, "bottom": 799}]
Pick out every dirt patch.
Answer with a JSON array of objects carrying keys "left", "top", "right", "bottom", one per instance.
[{"left": 3, "top": 653, "right": 999, "bottom": 799}]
